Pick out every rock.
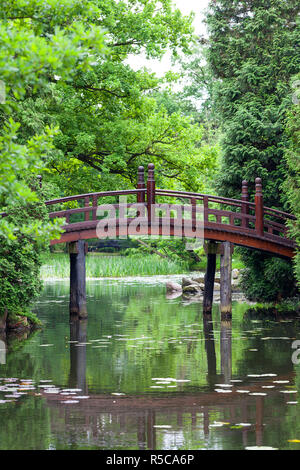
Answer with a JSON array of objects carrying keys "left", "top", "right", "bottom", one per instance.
[
  {"left": 166, "top": 291, "right": 182, "bottom": 300},
  {"left": 183, "top": 284, "right": 202, "bottom": 294},
  {"left": 7, "top": 315, "right": 28, "bottom": 330},
  {"left": 232, "top": 269, "right": 240, "bottom": 279},
  {"left": 191, "top": 276, "right": 205, "bottom": 284},
  {"left": 182, "top": 277, "right": 196, "bottom": 288},
  {"left": 166, "top": 282, "right": 182, "bottom": 293},
  {"left": 182, "top": 277, "right": 204, "bottom": 294},
  {"left": 182, "top": 277, "right": 204, "bottom": 290}
]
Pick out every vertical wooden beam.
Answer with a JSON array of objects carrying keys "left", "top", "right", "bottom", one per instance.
[
  {"left": 241, "top": 180, "right": 249, "bottom": 228},
  {"left": 203, "top": 195, "right": 209, "bottom": 224},
  {"left": 137, "top": 166, "right": 145, "bottom": 203},
  {"left": 220, "top": 241, "right": 232, "bottom": 319},
  {"left": 84, "top": 196, "right": 90, "bottom": 222},
  {"left": 92, "top": 195, "right": 98, "bottom": 220},
  {"left": 203, "top": 241, "right": 217, "bottom": 315},
  {"left": 147, "top": 163, "right": 155, "bottom": 227},
  {"left": 69, "top": 240, "right": 88, "bottom": 318},
  {"left": 137, "top": 166, "right": 145, "bottom": 219},
  {"left": 191, "top": 197, "right": 196, "bottom": 232},
  {"left": 255, "top": 177, "right": 264, "bottom": 236}
]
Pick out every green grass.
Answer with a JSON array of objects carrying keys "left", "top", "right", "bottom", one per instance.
[{"left": 40, "top": 253, "right": 189, "bottom": 279}]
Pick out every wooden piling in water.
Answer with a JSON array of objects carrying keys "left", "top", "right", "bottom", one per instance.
[
  {"left": 69, "top": 240, "right": 88, "bottom": 318},
  {"left": 220, "top": 241, "right": 233, "bottom": 319},
  {"left": 203, "top": 241, "right": 217, "bottom": 315}
]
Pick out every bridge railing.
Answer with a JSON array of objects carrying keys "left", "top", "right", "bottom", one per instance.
[{"left": 45, "top": 189, "right": 146, "bottom": 225}]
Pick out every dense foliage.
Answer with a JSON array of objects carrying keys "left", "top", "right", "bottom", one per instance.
[
  {"left": 0, "top": 0, "right": 106, "bottom": 240},
  {"left": 283, "top": 74, "right": 300, "bottom": 285},
  {"left": 0, "top": 0, "right": 109, "bottom": 321},
  {"left": 10, "top": 0, "right": 218, "bottom": 195},
  {"left": 206, "top": 0, "right": 300, "bottom": 300},
  {"left": 0, "top": 195, "right": 62, "bottom": 322}
]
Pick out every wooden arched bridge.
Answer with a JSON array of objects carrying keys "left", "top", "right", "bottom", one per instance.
[
  {"left": 41, "top": 163, "right": 296, "bottom": 319},
  {"left": 46, "top": 163, "right": 295, "bottom": 259}
]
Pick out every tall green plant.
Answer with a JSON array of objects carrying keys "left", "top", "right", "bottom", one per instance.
[
  {"left": 206, "top": 0, "right": 300, "bottom": 300},
  {"left": 283, "top": 74, "right": 300, "bottom": 286},
  {"left": 0, "top": 0, "right": 105, "bottom": 322}
]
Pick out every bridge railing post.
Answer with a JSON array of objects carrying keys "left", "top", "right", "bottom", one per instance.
[
  {"left": 203, "top": 196, "right": 209, "bottom": 224},
  {"left": 84, "top": 196, "right": 90, "bottom": 222},
  {"left": 147, "top": 163, "right": 155, "bottom": 226},
  {"left": 137, "top": 166, "right": 145, "bottom": 203},
  {"left": 137, "top": 166, "right": 146, "bottom": 218},
  {"left": 92, "top": 195, "right": 98, "bottom": 220},
  {"left": 255, "top": 178, "right": 264, "bottom": 236},
  {"left": 241, "top": 180, "right": 249, "bottom": 228}
]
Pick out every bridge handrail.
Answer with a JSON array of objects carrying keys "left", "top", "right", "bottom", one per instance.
[
  {"left": 44, "top": 188, "right": 146, "bottom": 206},
  {"left": 156, "top": 189, "right": 296, "bottom": 221},
  {"left": 1, "top": 191, "right": 296, "bottom": 222}
]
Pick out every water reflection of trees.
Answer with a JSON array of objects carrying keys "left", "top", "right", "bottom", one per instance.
[
  {"left": 42, "top": 315, "right": 271, "bottom": 450},
  {"left": 1, "top": 283, "right": 299, "bottom": 449}
]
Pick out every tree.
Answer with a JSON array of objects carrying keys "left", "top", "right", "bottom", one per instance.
[
  {"left": 206, "top": 0, "right": 300, "bottom": 301},
  {"left": 0, "top": 0, "right": 106, "bottom": 322},
  {"left": 0, "top": 0, "right": 106, "bottom": 240},
  {"left": 283, "top": 74, "right": 300, "bottom": 286},
  {"left": 11, "top": 0, "right": 218, "bottom": 195}
]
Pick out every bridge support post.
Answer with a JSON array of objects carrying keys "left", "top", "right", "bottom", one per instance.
[
  {"left": 69, "top": 240, "right": 88, "bottom": 318},
  {"left": 203, "top": 241, "right": 217, "bottom": 315},
  {"left": 220, "top": 241, "right": 233, "bottom": 320}
]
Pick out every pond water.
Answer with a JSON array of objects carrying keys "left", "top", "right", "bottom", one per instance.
[{"left": 0, "top": 278, "right": 300, "bottom": 450}]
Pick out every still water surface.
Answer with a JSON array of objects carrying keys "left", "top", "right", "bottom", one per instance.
[{"left": 1, "top": 279, "right": 300, "bottom": 450}]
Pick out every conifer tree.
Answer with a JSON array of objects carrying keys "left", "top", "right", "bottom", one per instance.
[{"left": 206, "top": 0, "right": 300, "bottom": 300}]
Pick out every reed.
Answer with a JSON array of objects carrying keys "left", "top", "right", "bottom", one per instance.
[{"left": 40, "top": 253, "right": 188, "bottom": 279}]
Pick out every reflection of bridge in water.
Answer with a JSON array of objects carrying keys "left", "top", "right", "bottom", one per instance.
[{"left": 39, "top": 314, "right": 293, "bottom": 450}]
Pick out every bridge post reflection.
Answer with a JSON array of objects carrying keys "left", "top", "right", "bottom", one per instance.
[
  {"left": 220, "top": 320, "right": 232, "bottom": 384},
  {"left": 0, "top": 332, "right": 6, "bottom": 365},
  {"left": 69, "top": 317, "right": 88, "bottom": 395},
  {"left": 203, "top": 314, "right": 217, "bottom": 387}
]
